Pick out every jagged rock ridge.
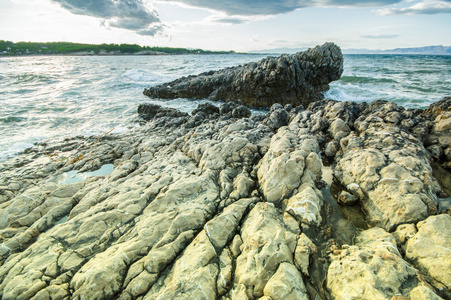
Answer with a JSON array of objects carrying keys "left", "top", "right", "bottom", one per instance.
[{"left": 144, "top": 42, "right": 344, "bottom": 108}]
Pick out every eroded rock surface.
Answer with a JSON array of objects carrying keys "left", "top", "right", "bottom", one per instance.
[
  {"left": 328, "top": 228, "right": 438, "bottom": 300},
  {"left": 0, "top": 97, "right": 450, "bottom": 299},
  {"left": 144, "top": 43, "right": 343, "bottom": 108},
  {"left": 406, "top": 214, "right": 451, "bottom": 298}
]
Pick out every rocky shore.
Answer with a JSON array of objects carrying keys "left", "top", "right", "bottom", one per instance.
[
  {"left": 0, "top": 43, "right": 450, "bottom": 299},
  {"left": 0, "top": 96, "right": 449, "bottom": 299}
]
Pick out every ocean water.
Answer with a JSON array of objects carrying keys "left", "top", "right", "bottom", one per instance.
[
  {"left": 327, "top": 54, "right": 451, "bottom": 107},
  {"left": 0, "top": 53, "right": 450, "bottom": 160}
]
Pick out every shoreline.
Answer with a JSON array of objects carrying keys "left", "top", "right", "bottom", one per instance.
[{"left": 0, "top": 52, "right": 254, "bottom": 58}]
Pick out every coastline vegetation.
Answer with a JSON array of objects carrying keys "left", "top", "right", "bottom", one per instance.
[{"left": 0, "top": 40, "right": 237, "bottom": 56}]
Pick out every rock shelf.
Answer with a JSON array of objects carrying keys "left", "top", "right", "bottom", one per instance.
[{"left": 0, "top": 96, "right": 450, "bottom": 299}]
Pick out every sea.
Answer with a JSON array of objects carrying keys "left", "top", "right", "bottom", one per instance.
[{"left": 0, "top": 53, "right": 450, "bottom": 160}]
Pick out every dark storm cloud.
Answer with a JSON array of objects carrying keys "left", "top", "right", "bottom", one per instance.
[{"left": 50, "top": 0, "right": 163, "bottom": 35}]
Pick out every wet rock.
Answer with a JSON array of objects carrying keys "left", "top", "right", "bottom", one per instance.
[
  {"left": 337, "top": 190, "right": 359, "bottom": 205},
  {"left": 137, "top": 103, "right": 189, "bottom": 121},
  {"left": 191, "top": 102, "right": 220, "bottom": 117},
  {"left": 232, "top": 105, "right": 251, "bottom": 119},
  {"left": 263, "top": 103, "right": 289, "bottom": 131},
  {"left": 144, "top": 43, "right": 344, "bottom": 108}
]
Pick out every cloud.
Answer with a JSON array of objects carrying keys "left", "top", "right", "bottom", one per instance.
[
  {"left": 361, "top": 34, "right": 400, "bottom": 38},
  {"left": 50, "top": 0, "right": 164, "bottom": 35},
  {"left": 204, "top": 12, "right": 271, "bottom": 25},
  {"left": 162, "top": 0, "right": 404, "bottom": 16},
  {"left": 137, "top": 24, "right": 167, "bottom": 35},
  {"left": 376, "top": 0, "right": 451, "bottom": 14}
]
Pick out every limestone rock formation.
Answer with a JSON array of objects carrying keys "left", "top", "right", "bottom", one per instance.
[
  {"left": 328, "top": 228, "right": 438, "bottom": 300},
  {"left": 144, "top": 42, "right": 343, "bottom": 108},
  {"left": 333, "top": 100, "right": 440, "bottom": 231},
  {"left": 0, "top": 97, "right": 450, "bottom": 299},
  {"left": 406, "top": 214, "right": 451, "bottom": 298}
]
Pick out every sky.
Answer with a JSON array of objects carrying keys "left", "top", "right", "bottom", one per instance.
[{"left": 0, "top": 0, "right": 450, "bottom": 52}]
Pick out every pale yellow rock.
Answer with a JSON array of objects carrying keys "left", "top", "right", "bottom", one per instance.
[
  {"left": 257, "top": 127, "right": 306, "bottom": 203},
  {"left": 282, "top": 212, "right": 301, "bottom": 235},
  {"left": 434, "top": 116, "right": 451, "bottom": 132},
  {"left": 71, "top": 246, "right": 129, "bottom": 299},
  {"left": 294, "top": 233, "right": 317, "bottom": 276},
  {"left": 145, "top": 231, "right": 218, "bottom": 299},
  {"left": 217, "top": 248, "right": 233, "bottom": 296},
  {"left": 145, "top": 198, "right": 256, "bottom": 299},
  {"left": 58, "top": 250, "right": 85, "bottom": 273},
  {"left": 393, "top": 223, "right": 417, "bottom": 246},
  {"left": 1, "top": 240, "right": 62, "bottom": 299},
  {"left": 409, "top": 286, "right": 443, "bottom": 300},
  {"left": 286, "top": 184, "right": 322, "bottom": 226},
  {"left": 3, "top": 98, "right": 448, "bottom": 300},
  {"left": 263, "top": 262, "right": 309, "bottom": 300},
  {"left": 31, "top": 283, "right": 70, "bottom": 300},
  {"left": 0, "top": 185, "right": 53, "bottom": 229},
  {"left": 229, "top": 172, "right": 255, "bottom": 200},
  {"left": 406, "top": 215, "right": 451, "bottom": 298},
  {"left": 230, "top": 235, "right": 243, "bottom": 258},
  {"left": 258, "top": 151, "right": 305, "bottom": 203},
  {"left": 328, "top": 228, "right": 423, "bottom": 300},
  {"left": 335, "top": 144, "right": 437, "bottom": 231},
  {"left": 230, "top": 283, "right": 250, "bottom": 300},
  {"left": 51, "top": 182, "right": 84, "bottom": 198},
  {"left": 329, "top": 118, "right": 350, "bottom": 140},
  {"left": 232, "top": 203, "right": 297, "bottom": 298}
]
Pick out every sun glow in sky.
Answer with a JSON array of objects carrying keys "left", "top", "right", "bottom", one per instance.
[{"left": 1, "top": 0, "right": 450, "bottom": 52}]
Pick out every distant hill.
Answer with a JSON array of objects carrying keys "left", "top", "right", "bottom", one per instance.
[
  {"left": 249, "top": 45, "right": 451, "bottom": 55},
  {"left": 247, "top": 47, "right": 304, "bottom": 54},
  {"left": 0, "top": 40, "right": 236, "bottom": 56}
]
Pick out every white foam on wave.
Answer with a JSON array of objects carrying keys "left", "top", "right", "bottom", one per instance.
[{"left": 325, "top": 84, "right": 377, "bottom": 103}]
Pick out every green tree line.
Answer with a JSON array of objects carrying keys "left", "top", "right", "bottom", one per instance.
[{"left": 0, "top": 40, "right": 236, "bottom": 55}]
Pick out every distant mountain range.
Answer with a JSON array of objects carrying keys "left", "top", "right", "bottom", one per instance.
[
  {"left": 343, "top": 45, "right": 451, "bottom": 55},
  {"left": 248, "top": 45, "right": 451, "bottom": 55}
]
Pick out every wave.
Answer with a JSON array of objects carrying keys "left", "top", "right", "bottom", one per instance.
[
  {"left": 123, "top": 69, "right": 166, "bottom": 83},
  {"left": 324, "top": 87, "right": 375, "bottom": 103},
  {"left": 339, "top": 76, "right": 397, "bottom": 84},
  {"left": 9, "top": 74, "right": 55, "bottom": 85},
  {"left": 0, "top": 116, "right": 26, "bottom": 124}
]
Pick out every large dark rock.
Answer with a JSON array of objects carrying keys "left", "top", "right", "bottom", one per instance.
[{"left": 144, "top": 42, "right": 343, "bottom": 108}]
